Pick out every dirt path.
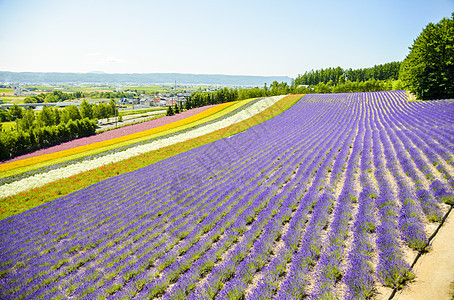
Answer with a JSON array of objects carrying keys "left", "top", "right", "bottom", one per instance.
[
  {"left": 96, "top": 110, "right": 165, "bottom": 131},
  {"left": 394, "top": 208, "right": 454, "bottom": 300}
]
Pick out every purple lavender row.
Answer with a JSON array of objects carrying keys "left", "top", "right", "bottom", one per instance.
[
  {"left": 257, "top": 94, "right": 356, "bottom": 299},
  {"left": 278, "top": 93, "right": 366, "bottom": 298},
  {"left": 370, "top": 131, "right": 414, "bottom": 289},
  {"left": 65, "top": 146, "right": 294, "bottom": 300},
  {"left": 184, "top": 93, "right": 352, "bottom": 298},
  {"left": 238, "top": 96, "right": 355, "bottom": 299},
  {"left": 308, "top": 100, "right": 363, "bottom": 299},
  {"left": 31, "top": 154, "right": 276, "bottom": 298},
  {"left": 186, "top": 159, "right": 309, "bottom": 298},
  {"left": 1, "top": 149, "right": 258, "bottom": 298},
  {"left": 127, "top": 111, "right": 330, "bottom": 298},
  {"left": 225, "top": 125, "right": 350, "bottom": 299},
  {"left": 130, "top": 165, "right": 284, "bottom": 294},
  {"left": 341, "top": 102, "right": 377, "bottom": 299},
  {"left": 343, "top": 185, "right": 377, "bottom": 299}
]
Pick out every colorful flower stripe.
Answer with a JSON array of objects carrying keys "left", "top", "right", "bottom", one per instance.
[
  {"left": 0, "top": 97, "right": 281, "bottom": 198},
  {"left": 0, "top": 96, "right": 294, "bottom": 216},
  {"left": 0, "top": 101, "right": 242, "bottom": 177},
  {"left": 5, "top": 105, "right": 215, "bottom": 163}
]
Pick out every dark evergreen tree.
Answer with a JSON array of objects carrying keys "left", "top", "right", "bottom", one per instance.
[
  {"left": 400, "top": 13, "right": 454, "bottom": 99},
  {"left": 166, "top": 105, "right": 174, "bottom": 116}
]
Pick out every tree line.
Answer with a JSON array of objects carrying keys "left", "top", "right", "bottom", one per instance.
[
  {"left": 24, "top": 90, "right": 137, "bottom": 104},
  {"left": 24, "top": 90, "right": 83, "bottom": 103},
  {"left": 0, "top": 100, "right": 119, "bottom": 161},
  {"left": 294, "top": 62, "right": 401, "bottom": 86},
  {"left": 185, "top": 82, "right": 293, "bottom": 110},
  {"left": 184, "top": 77, "right": 404, "bottom": 110},
  {"left": 166, "top": 101, "right": 185, "bottom": 116}
]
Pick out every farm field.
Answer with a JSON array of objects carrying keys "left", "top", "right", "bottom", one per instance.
[{"left": 0, "top": 91, "right": 453, "bottom": 299}]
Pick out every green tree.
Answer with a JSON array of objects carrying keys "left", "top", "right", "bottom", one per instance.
[
  {"left": 52, "top": 107, "right": 61, "bottom": 125},
  {"left": 9, "top": 104, "right": 23, "bottom": 121},
  {"left": 45, "top": 94, "right": 59, "bottom": 103},
  {"left": 338, "top": 74, "right": 346, "bottom": 85},
  {"left": 19, "top": 108, "right": 35, "bottom": 131},
  {"left": 400, "top": 13, "right": 454, "bottom": 99},
  {"left": 0, "top": 109, "right": 11, "bottom": 122},
  {"left": 37, "top": 106, "right": 55, "bottom": 127},
  {"left": 80, "top": 99, "right": 93, "bottom": 119},
  {"left": 108, "top": 99, "right": 118, "bottom": 119},
  {"left": 96, "top": 103, "right": 109, "bottom": 120},
  {"left": 179, "top": 100, "right": 183, "bottom": 112},
  {"left": 60, "top": 105, "right": 81, "bottom": 124},
  {"left": 166, "top": 105, "right": 174, "bottom": 116}
]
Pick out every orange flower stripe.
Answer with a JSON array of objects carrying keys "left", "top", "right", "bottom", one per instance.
[{"left": 0, "top": 101, "right": 237, "bottom": 173}]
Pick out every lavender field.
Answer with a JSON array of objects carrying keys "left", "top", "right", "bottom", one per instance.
[{"left": 1, "top": 90, "right": 453, "bottom": 299}]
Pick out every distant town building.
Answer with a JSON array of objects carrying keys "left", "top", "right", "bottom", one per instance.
[
  {"left": 14, "top": 86, "right": 23, "bottom": 95},
  {"left": 14, "top": 86, "right": 37, "bottom": 96}
]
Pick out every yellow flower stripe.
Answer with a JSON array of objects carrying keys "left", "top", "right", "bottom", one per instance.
[{"left": 0, "top": 99, "right": 253, "bottom": 176}]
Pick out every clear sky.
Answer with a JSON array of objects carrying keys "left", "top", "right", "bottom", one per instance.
[{"left": 0, "top": 0, "right": 452, "bottom": 78}]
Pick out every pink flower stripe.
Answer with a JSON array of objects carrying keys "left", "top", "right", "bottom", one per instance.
[{"left": 4, "top": 105, "right": 215, "bottom": 163}]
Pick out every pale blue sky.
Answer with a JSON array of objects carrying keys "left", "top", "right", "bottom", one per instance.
[{"left": 0, "top": 0, "right": 452, "bottom": 77}]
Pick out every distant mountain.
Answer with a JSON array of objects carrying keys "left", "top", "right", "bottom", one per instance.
[
  {"left": 86, "top": 71, "right": 107, "bottom": 74},
  {"left": 0, "top": 71, "right": 293, "bottom": 86}
]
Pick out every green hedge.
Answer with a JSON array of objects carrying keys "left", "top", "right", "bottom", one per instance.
[{"left": 0, "top": 118, "right": 97, "bottom": 161}]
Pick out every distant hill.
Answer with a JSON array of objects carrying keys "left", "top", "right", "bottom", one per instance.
[{"left": 0, "top": 71, "right": 293, "bottom": 86}]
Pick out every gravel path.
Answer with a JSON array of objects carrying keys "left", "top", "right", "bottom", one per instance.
[{"left": 394, "top": 208, "right": 454, "bottom": 300}]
